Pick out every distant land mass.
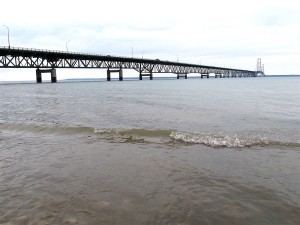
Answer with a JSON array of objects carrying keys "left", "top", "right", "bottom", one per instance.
[{"left": 266, "top": 75, "right": 300, "bottom": 77}]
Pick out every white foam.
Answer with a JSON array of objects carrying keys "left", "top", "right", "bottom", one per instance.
[
  {"left": 93, "top": 128, "right": 127, "bottom": 134},
  {"left": 169, "top": 131, "right": 252, "bottom": 148}
]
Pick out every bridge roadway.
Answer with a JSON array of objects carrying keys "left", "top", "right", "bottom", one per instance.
[{"left": 0, "top": 47, "right": 258, "bottom": 83}]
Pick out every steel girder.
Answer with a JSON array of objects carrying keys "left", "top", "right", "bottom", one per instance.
[{"left": 0, "top": 47, "right": 256, "bottom": 77}]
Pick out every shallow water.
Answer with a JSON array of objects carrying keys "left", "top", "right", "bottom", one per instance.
[{"left": 0, "top": 77, "right": 300, "bottom": 224}]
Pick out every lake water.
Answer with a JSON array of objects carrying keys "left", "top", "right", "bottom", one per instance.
[{"left": 0, "top": 76, "right": 300, "bottom": 224}]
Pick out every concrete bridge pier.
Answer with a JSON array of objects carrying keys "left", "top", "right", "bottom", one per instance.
[
  {"left": 139, "top": 71, "right": 153, "bottom": 80},
  {"left": 119, "top": 68, "right": 123, "bottom": 81},
  {"left": 51, "top": 68, "right": 57, "bottom": 83},
  {"left": 36, "top": 68, "right": 57, "bottom": 83},
  {"left": 201, "top": 73, "right": 209, "bottom": 79},
  {"left": 107, "top": 69, "right": 111, "bottom": 81},
  {"left": 176, "top": 73, "right": 187, "bottom": 79},
  {"left": 107, "top": 68, "right": 123, "bottom": 81},
  {"left": 36, "top": 69, "right": 42, "bottom": 83},
  {"left": 215, "top": 73, "right": 222, "bottom": 78}
]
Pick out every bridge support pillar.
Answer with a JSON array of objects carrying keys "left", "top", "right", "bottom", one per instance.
[
  {"left": 139, "top": 71, "right": 153, "bottom": 80},
  {"left": 107, "top": 68, "right": 123, "bottom": 81},
  {"left": 201, "top": 73, "right": 209, "bottom": 79},
  {"left": 107, "top": 70, "right": 111, "bottom": 81},
  {"left": 36, "top": 69, "right": 42, "bottom": 83},
  {"left": 51, "top": 68, "right": 57, "bottom": 83},
  {"left": 215, "top": 73, "right": 222, "bottom": 78},
  {"left": 119, "top": 68, "right": 123, "bottom": 81},
  {"left": 177, "top": 73, "right": 187, "bottom": 79},
  {"left": 36, "top": 68, "right": 56, "bottom": 83}
]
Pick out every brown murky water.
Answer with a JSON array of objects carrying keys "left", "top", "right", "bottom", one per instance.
[{"left": 1, "top": 77, "right": 300, "bottom": 224}]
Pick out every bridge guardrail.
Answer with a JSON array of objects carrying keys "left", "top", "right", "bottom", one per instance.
[{"left": 0, "top": 45, "right": 151, "bottom": 61}]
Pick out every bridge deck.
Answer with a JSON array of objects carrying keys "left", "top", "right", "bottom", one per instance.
[{"left": 0, "top": 46, "right": 262, "bottom": 82}]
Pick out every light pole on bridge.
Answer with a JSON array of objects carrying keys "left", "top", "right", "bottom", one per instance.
[
  {"left": 2, "top": 25, "right": 10, "bottom": 49},
  {"left": 66, "top": 40, "right": 71, "bottom": 52}
]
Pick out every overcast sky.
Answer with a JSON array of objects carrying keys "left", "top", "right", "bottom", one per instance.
[{"left": 1, "top": 0, "right": 300, "bottom": 80}]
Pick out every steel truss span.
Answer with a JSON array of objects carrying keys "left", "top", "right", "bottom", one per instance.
[{"left": 0, "top": 47, "right": 257, "bottom": 80}]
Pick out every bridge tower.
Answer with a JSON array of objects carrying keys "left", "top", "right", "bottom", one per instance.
[
  {"left": 257, "top": 58, "right": 262, "bottom": 72},
  {"left": 256, "top": 58, "right": 265, "bottom": 76}
]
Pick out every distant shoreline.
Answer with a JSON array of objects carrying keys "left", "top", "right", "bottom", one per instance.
[
  {"left": 265, "top": 75, "right": 300, "bottom": 77},
  {"left": 64, "top": 75, "right": 300, "bottom": 81},
  {"left": 0, "top": 75, "right": 299, "bottom": 84}
]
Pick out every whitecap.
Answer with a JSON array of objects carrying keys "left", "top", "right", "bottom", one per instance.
[{"left": 170, "top": 131, "right": 254, "bottom": 148}]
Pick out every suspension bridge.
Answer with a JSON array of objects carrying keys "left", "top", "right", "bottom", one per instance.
[{"left": 0, "top": 47, "right": 264, "bottom": 83}]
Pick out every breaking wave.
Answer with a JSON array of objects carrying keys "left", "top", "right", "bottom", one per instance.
[
  {"left": 1, "top": 122, "right": 299, "bottom": 148},
  {"left": 170, "top": 131, "right": 270, "bottom": 148},
  {"left": 93, "top": 128, "right": 171, "bottom": 138},
  {"left": 93, "top": 128, "right": 300, "bottom": 148}
]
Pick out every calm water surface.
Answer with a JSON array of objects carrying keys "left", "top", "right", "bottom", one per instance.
[{"left": 0, "top": 77, "right": 300, "bottom": 224}]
